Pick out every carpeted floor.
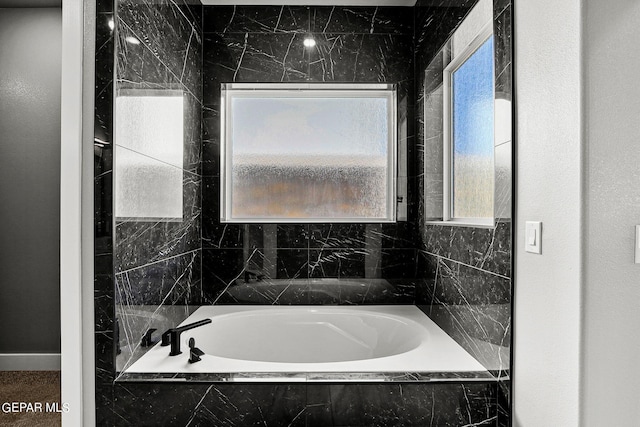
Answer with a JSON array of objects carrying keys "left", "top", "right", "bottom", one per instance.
[{"left": 0, "top": 371, "right": 61, "bottom": 427}]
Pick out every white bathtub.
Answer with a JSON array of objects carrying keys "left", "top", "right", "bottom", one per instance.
[{"left": 125, "top": 305, "right": 486, "bottom": 374}]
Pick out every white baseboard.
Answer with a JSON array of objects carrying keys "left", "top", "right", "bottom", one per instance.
[{"left": 0, "top": 353, "right": 61, "bottom": 371}]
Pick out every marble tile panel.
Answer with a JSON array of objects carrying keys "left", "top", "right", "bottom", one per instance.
[
  {"left": 201, "top": 104, "right": 219, "bottom": 144},
  {"left": 94, "top": 173, "right": 113, "bottom": 248},
  {"left": 204, "top": 5, "right": 311, "bottom": 34},
  {"left": 422, "top": 220, "right": 511, "bottom": 277},
  {"left": 307, "top": 279, "right": 415, "bottom": 305},
  {"left": 202, "top": 34, "right": 236, "bottom": 98},
  {"left": 276, "top": 224, "right": 309, "bottom": 249},
  {"left": 205, "top": 32, "right": 311, "bottom": 84},
  {"left": 202, "top": 248, "right": 250, "bottom": 303},
  {"left": 183, "top": 92, "right": 203, "bottom": 173},
  {"left": 115, "top": 250, "right": 201, "bottom": 306},
  {"left": 112, "top": 382, "right": 213, "bottom": 426},
  {"left": 95, "top": 15, "right": 115, "bottom": 94},
  {"left": 494, "top": 0, "right": 510, "bottom": 18},
  {"left": 189, "top": 384, "right": 308, "bottom": 426},
  {"left": 414, "top": 2, "right": 476, "bottom": 59},
  {"left": 496, "top": 379, "right": 510, "bottom": 427},
  {"left": 308, "top": 249, "right": 366, "bottom": 278},
  {"left": 108, "top": 382, "right": 497, "bottom": 426},
  {"left": 308, "top": 33, "right": 412, "bottom": 83},
  {"left": 115, "top": 171, "right": 201, "bottom": 272},
  {"left": 427, "top": 256, "right": 511, "bottom": 305},
  {"left": 421, "top": 303, "right": 510, "bottom": 372},
  {"left": 277, "top": 249, "right": 310, "bottom": 280},
  {"left": 201, "top": 139, "right": 219, "bottom": 180},
  {"left": 95, "top": 384, "right": 114, "bottom": 427},
  {"left": 116, "top": 23, "right": 171, "bottom": 89},
  {"left": 311, "top": 6, "right": 413, "bottom": 35},
  {"left": 201, "top": 177, "right": 245, "bottom": 249},
  {"left": 95, "top": 274, "right": 115, "bottom": 333},
  {"left": 305, "top": 384, "right": 333, "bottom": 426},
  {"left": 117, "top": 0, "right": 201, "bottom": 95},
  {"left": 94, "top": 82, "right": 114, "bottom": 165},
  {"left": 95, "top": 330, "right": 115, "bottom": 385},
  {"left": 377, "top": 249, "right": 419, "bottom": 279},
  {"left": 328, "top": 382, "right": 496, "bottom": 426},
  {"left": 308, "top": 223, "right": 366, "bottom": 249}
]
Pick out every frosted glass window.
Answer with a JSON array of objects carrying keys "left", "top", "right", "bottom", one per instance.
[
  {"left": 115, "top": 92, "right": 184, "bottom": 220},
  {"left": 451, "top": 36, "right": 494, "bottom": 219},
  {"left": 221, "top": 85, "right": 396, "bottom": 223}
]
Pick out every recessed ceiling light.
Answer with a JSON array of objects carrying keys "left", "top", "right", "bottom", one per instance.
[
  {"left": 108, "top": 19, "right": 115, "bottom": 30},
  {"left": 303, "top": 37, "right": 316, "bottom": 48}
]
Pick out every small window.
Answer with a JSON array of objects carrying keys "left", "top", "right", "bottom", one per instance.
[
  {"left": 442, "top": 29, "right": 495, "bottom": 225},
  {"left": 115, "top": 90, "right": 184, "bottom": 221},
  {"left": 221, "top": 84, "right": 397, "bottom": 223}
]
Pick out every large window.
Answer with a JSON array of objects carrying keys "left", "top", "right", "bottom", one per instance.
[
  {"left": 441, "top": 28, "right": 495, "bottom": 225},
  {"left": 221, "top": 84, "right": 397, "bottom": 223}
]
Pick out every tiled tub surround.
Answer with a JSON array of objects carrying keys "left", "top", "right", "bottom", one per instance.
[
  {"left": 90, "top": 1, "right": 515, "bottom": 425},
  {"left": 414, "top": 0, "right": 513, "bottom": 420},
  {"left": 201, "top": 6, "right": 420, "bottom": 307},
  {"left": 113, "top": 0, "right": 204, "bottom": 375},
  {"left": 112, "top": 382, "right": 500, "bottom": 426}
]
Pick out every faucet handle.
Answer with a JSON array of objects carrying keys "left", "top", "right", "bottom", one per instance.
[
  {"left": 141, "top": 328, "right": 158, "bottom": 347},
  {"left": 160, "top": 329, "right": 172, "bottom": 346},
  {"left": 188, "top": 337, "right": 204, "bottom": 364}
]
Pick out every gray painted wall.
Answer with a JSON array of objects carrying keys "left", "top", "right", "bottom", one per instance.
[
  {"left": 583, "top": 0, "right": 640, "bottom": 424},
  {"left": 514, "top": 0, "right": 583, "bottom": 425},
  {"left": 0, "top": 8, "right": 61, "bottom": 354}
]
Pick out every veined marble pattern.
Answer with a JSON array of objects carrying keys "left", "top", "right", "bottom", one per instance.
[
  {"left": 93, "top": 1, "right": 515, "bottom": 425},
  {"left": 202, "top": 247, "right": 416, "bottom": 305},
  {"left": 414, "top": 0, "right": 513, "bottom": 417},
  {"left": 201, "top": 7, "right": 415, "bottom": 307},
  {"left": 112, "top": 0, "right": 204, "bottom": 377},
  {"left": 111, "top": 382, "right": 499, "bottom": 426}
]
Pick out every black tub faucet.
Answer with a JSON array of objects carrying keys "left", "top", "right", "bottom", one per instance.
[{"left": 161, "top": 319, "right": 212, "bottom": 356}]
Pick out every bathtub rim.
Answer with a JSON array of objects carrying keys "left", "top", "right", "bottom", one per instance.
[{"left": 118, "top": 305, "right": 497, "bottom": 383}]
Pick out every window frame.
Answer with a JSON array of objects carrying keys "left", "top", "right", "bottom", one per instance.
[
  {"left": 440, "top": 24, "right": 495, "bottom": 227},
  {"left": 220, "top": 83, "right": 398, "bottom": 223}
]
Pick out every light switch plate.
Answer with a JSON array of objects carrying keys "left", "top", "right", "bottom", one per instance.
[
  {"left": 525, "top": 221, "right": 542, "bottom": 254},
  {"left": 635, "top": 225, "right": 640, "bottom": 264}
]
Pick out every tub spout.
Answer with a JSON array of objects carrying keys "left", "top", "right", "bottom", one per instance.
[{"left": 160, "top": 318, "right": 212, "bottom": 356}]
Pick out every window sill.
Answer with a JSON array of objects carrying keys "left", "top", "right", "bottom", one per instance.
[{"left": 424, "top": 219, "right": 495, "bottom": 229}]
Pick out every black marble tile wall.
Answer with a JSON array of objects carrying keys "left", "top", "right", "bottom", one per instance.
[
  {"left": 94, "top": 0, "right": 117, "bottom": 395},
  {"left": 110, "top": 381, "right": 498, "bottom": 426},
  {"left": 92, "top": 1, "right": 514, "bottom": 425},
  {"left": 111, "top": 0, "right": 204, "bottom": 375},
  {"left": 413, "top": 0, "right": 513, "bottom": 398},
  {"left": 201, "top": 6, "right": 418, "bottom": 306}
]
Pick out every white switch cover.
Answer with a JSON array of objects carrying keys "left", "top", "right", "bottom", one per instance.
[
  {"left": 635, "top": 225, "right": 640, "bottom": 264},
  {"left": 525, "top": 221, "right": 542, "bottom": 254}
]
